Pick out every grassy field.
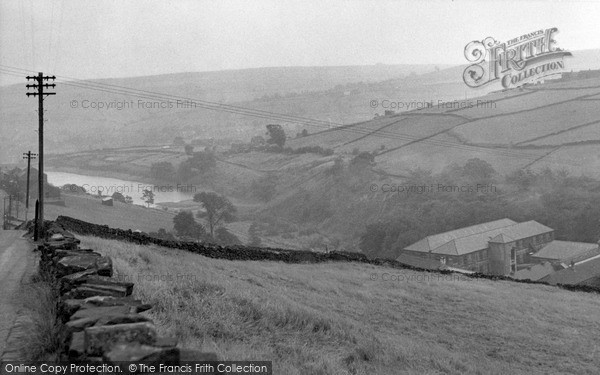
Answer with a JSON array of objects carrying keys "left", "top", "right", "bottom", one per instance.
[
  {"left": 42, "top": 193, "right": 312, "bottom": 250},
  {"left": 44, "top": 194, "right": 176, "bottom": 234},
  {"left": 453, "top": 98, "right": 600, "bottom": 145},
  {"left": 80, "top": 235, "right": 600, "bottom": 375}
]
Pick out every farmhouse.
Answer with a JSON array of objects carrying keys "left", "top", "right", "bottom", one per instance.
[
  {"left": 399, "top": 219, "right": 599, "bottom": 278},
  {"left": 101, "top": 197, "right": 113, "bottom": 206}
]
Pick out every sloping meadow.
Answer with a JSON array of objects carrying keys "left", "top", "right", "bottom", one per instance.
[{"left": 79, "top": 235, "right": 600, "bottom": 375}]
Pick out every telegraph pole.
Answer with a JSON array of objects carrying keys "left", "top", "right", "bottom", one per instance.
[
  {"left": 26, "top": 72, "right": 55, "bottom": 238},
  {"left": 23, "top": 151, "right": 37, "bottom": 221}
]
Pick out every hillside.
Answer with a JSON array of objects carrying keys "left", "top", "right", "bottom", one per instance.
[
  {"left": 40, "top": 70, "right": 600, "bottom": 252},
  {"left": 78, "top": 234, "right": 600, "bottom": 375},
  {"left": 41, "top": 191, "right": 310, "bottom": 250},
  {"left": 0, "top": 63, "right": 449, "bottom": 163},
  {"left": 1, "top": 49, "right": 598, "bottom": 164},
  {"left": 286, "top": 75, "right": 600, "bottom": 178},
  {"left": 5, "top": 50, "right": 595, "bottom": 254}
]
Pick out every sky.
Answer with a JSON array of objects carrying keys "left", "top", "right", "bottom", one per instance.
[{"left": 1, "top": 0, "right": 599, "bottom": 85}]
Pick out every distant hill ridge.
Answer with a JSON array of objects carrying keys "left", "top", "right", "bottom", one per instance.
[{"left": 0, "top": 49, "right": 598, "bottom": 166}]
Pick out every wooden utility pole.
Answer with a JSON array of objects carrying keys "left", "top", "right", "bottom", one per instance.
[
  {"left": 26, "top": 72, "right": 55, "bottom": 238},
  {"left": 23, "top": 151, "right": 37, "bottom": 216}
]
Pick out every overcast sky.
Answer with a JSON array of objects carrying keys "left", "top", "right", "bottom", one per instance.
[{"left": 1, "top": 0, "right": 599, "bottom": 85}]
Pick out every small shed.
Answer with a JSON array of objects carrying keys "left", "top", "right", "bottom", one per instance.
[{"left": 101, "top": 197, "right": 113, "bottom": 206}]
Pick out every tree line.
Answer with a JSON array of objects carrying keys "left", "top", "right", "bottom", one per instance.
[{"left": 359, "top": 159, "right": 600, "bottom": 259}]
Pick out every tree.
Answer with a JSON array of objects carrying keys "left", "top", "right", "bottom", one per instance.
[
  {"left": 62, "top": 184, "right": 86, "bottom": 194},
  {"left": 462, "top": 158, "right": 496, "bottom": 181},
  {"left": 266, "top": 124, "right": 286, "bottom": 148},
  {"left": 173, "top": 211, "right": 206, "bottom": 241},
  {"left": 112, "top": 192, "right": 126, "bottom": 203},
  {"left": 250, "top": 175, "right": 278, "bottom": 202},
  {"left": 184, "top": 144, "right": 194, "bottom": 155},
  {"left": 150, "top": 162, "right": 175, "bottom": 181},
  {"left": 358, "top": 223, "right": 389, "bottom": 258},
  {"left": 142, "top": 188, "right": 155, "bottom": 207},
  {"left": 176, "top": 160, "right": 194, "bottom": 182},
  {"left": 350, "top": 151, "right": 375, "bottom": 168},
  {"left": 506, "top": 169, "right": 536, "bottom": 191},
  {"left": 149, "top": 228, "right": 176, "bottom": 241},
  {"left": 215, "top": 227, "right": 241, "bottom": 246},
  {"left": 325, "top": 157, "right": 344, "bottom": 176},
  {"left": 173, "top": 136, "right": 185, "bottom": 146},
  {"left": 188, "top": 151, "right": 217, "bottom": 175},
  {"left": 194, "top": 192, "right": 237, "bottom": 238}
]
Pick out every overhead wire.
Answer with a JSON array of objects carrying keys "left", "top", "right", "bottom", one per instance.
[
  {"left": 0, "top": 65, "right": 596, "bottom": 168},
  {"left": 0, "top": 65, "right": 544, "bottom": 159}
]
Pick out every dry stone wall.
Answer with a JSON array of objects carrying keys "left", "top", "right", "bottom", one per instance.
[
  {"left": 52, "top": 215, "right": 600, "bottom": 292},
  {"left": 39, "top": 221, "right": 218, "bottom": 363}
]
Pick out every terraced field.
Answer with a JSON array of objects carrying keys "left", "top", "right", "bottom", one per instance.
[
  {"left": 45, "top": 75, "right": 600, "bottom": 187},
  {"left": 446, "top": 86, "right": 600, "bottom": 120},
  {"left": 374, "top": 133, "right": 549, "bottom": 176},
  {"left": 335, "top": 115, "right": 466, "bottom": 154},
  {"left": 521, "top": 121, "right": 600, "bottom": 146},
  {"left": 452, "top": 99, "right": 600, "bottom": 145},
  {"left": 283, "top": 76, "right": 600, "bottom": 178},
  {"left": 287, "top": 116, "right": 405, "bottom": 149}
]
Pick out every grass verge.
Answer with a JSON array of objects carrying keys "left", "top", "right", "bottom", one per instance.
[{"left": 15, "top": 269, "right": 63, "bottom": 361}]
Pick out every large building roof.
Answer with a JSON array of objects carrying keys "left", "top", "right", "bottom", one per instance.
[
  {"left": 404, "top": 219, "right": 553, "bottom": 256},
  {"left": 541, "top": 256, "right": 600, "bottom": 286},
  {"left": 513, "top": 262, "right": 558, "bottom": 281},
  {"left": 404, "top": 219, "right": 516, "bottom": 253},
  {"left": 531, "top": 240, "right": 599, "bottom": 262}
]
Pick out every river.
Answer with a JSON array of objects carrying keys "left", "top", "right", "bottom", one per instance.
[{"left": 45, "top": 171, "right": 196, "bottom": 206}]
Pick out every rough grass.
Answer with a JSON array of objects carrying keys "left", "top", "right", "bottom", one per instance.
[
  {"left": 16, "top": 271, "right": 63, "bottom": 361},
  {"left": 80, "top": 235, "right": 600, "bottom": 375}
]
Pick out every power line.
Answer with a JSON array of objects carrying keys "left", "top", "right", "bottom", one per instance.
[
  {"left": 0, "top": 65, "right": 546, "bottom": 159},
  {"left": 1, "top": 65, "right": 597, "bottom": 168},
  {"left": 0, "top": 66, "right": 587, "bottom": 166},
  {"left": 5, "top": 65, "right": 347, "bottom": 129}
]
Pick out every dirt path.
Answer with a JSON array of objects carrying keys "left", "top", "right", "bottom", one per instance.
[{"left": 0, "top": 230, "right": 33, "bottom": 357}]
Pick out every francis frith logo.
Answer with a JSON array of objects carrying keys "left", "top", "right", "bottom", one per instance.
[{"left": 463, "top": 27, "right": 572, "bottom": 89}]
